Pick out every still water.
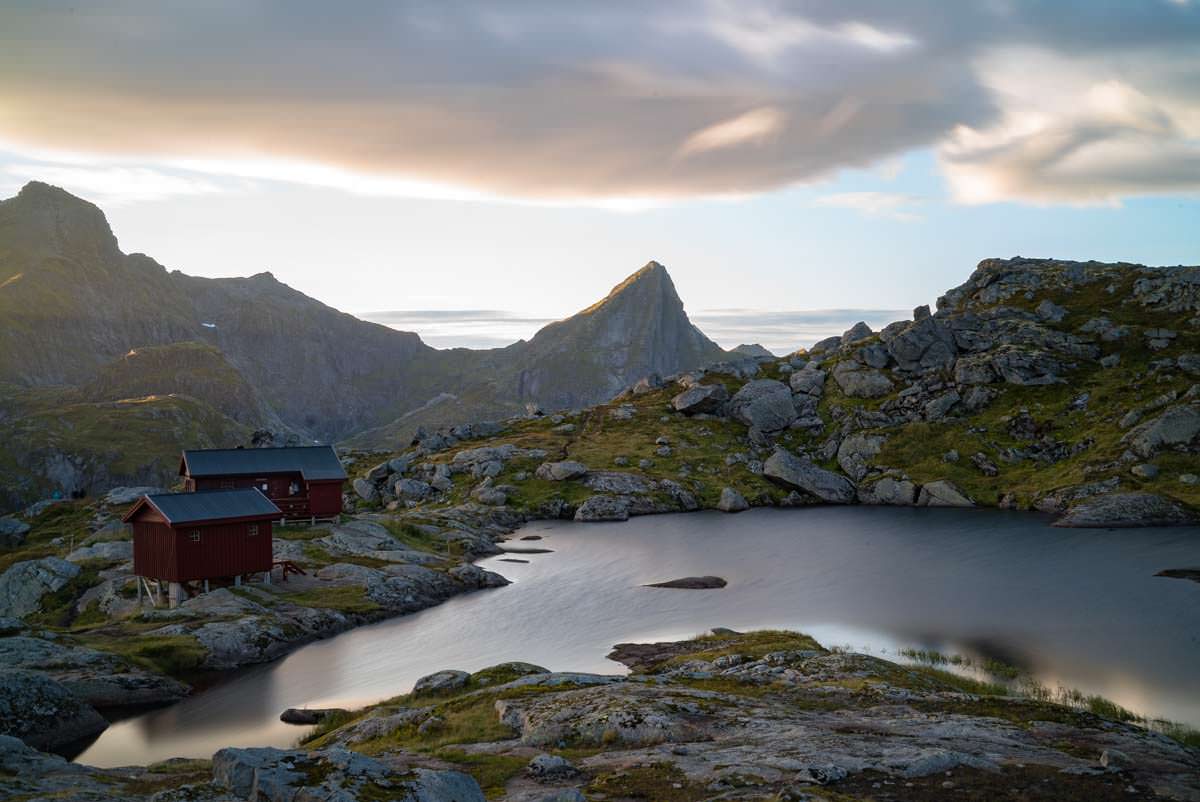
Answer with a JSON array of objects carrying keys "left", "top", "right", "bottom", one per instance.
[{"left": 77, "top": 506, "right": 1199, "bottom": 767}]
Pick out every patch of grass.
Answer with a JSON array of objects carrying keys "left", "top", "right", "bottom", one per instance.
[
  {"left": 587, "top": 762, "right": 707, "bottom": 802},
  {"left": 284, "top": 585, "right": 381, "bottom": 614},
  {"left": 300, "top": 709, "right": 361, "bottom": 744},
  {"left": 658, "top": 629, "right": 825, "bottom": 671},
  {"left": 435, "top": 750, "right": 527, "bottom": 799},
  {"left": 27, "top": 563, "right": 102, "bottom": 628},
  {"left": 82, "top": 633, "right": 207, "bottom": 678}
]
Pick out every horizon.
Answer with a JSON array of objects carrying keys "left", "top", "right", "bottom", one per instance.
[{"left": 1, "top": 1, "right": 1197, "bottom": 329}]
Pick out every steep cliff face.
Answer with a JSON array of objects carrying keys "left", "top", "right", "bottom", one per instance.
[{"left": 506, "top": 261, "right": 726, "bottom": 409}]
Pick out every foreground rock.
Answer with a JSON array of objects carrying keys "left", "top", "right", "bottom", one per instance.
[
  {"left": 5, "top": 630, "right": 1200, "bottom": 801},
  {"left": 0, "top": 636, "right": 188, "bottom": 708},
  {"left": 0, "top": 669, "right": 108, "bottom": 750}
]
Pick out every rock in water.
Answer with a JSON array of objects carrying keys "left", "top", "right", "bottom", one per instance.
[
  {"left": 0, "top": 557, "right": 80, "bottom": 619},
  {"left": 645, "top": 576, "right": 727, "bottom": 589},
  {"left": 716, "top": 487, "right": 749, "bottom": 512},
  {"left": 0, "top": 669, "right": 108, "bottom": 750},
  {"left": 763, "top": 448, "right": 856, "bottom": 504},
  {"left": 1054, "top": 492, "right": 1199, "bottom": 528}
]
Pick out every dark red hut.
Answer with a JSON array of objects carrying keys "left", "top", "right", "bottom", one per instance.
[
  {"left": 124, "top": 488, "right": 281, "bottom": 608},
  {"left": 179, "top": 446, "right": 346, "bottom": 520}
]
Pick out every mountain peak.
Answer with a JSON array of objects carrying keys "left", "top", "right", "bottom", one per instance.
[
  {"left": 581, "top": 259, "right": 677, "bottom": 316},
  {"left": 3, "top": 181, "right": 119, "bottom": 261}
]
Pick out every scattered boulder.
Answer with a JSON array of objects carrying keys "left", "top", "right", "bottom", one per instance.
[
  {"left": 102, "top": 486, "right": 165, "bottom": 506},
  {"left": 574, "top": 495, "right": 630, "bottom": 522},
  {"left": 1054, "top": 492, "right": 1198, "bottom": 528},
  {"left": 789, "top": 368, "right": 826, "bottom": 396},
  {"left": 536, "top": 461, "right": 589, "bottom": 481},
  {"left": 763, "top": 448, "right": 856, "bottom": 504},
  {"left": 394, "top": 478, "right": 433, "bottom": 499},
  {"left": 832, "top": 361, "right": 893, "bottom": 398},
  {"left": 728, "top": 379, "right": 798, "bottom": 432},
  {"left": 916, "top": 480, "right": 974, "bottom": 508},
  {"left": 352, "top": 477, "right": 379, "bottom": 503},
  {"left": 0, "top": 557, "right": 80, "bottom": 619},
  {"left": 671, "top": 383, "right": 729, "bottom": 415},
  {"left": 65, "top": 540, "right": 132, "bottom": 563},
  {"left": 1035, "top": 299, "right": 1066, "bottom": 322},
  {"left": 841, "top": 321, "right": 873, "bottom": 345},
  {"left": 859, "top": 477, "right": 917, "bottom": 506},
  {"left": 279, "top": 707, "right": 346, "bottom": 725},
  {"left": 836, "top": 433, "right": 886, "bottom": 482},
  {"left": 716, "top": 487, "right": 749, "bottom": 513},
  {"left": 1124, "top": 406, "right": 1200, "bottom": 459},
  {"left": 413, "top": 669, "right": 471, "bottom": 695},
  {"left": 528, "top": 753, "right": 579, "bottom": 780}
]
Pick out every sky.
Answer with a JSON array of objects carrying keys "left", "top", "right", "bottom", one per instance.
[{"left": 0, "top": 1, "right": 1197, "bottom": 353}]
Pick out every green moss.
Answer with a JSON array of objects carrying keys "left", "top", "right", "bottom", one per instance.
[
  {"left": 283, "top": 585, "right": 381, "bottom": 614},
  {"left": 81, "top": 633, "right": 207, "bottom": 678},
  {"left": 587, "top": 762, "right": 708, "bottom": 802},
  {"left": 434, "top": 750, "right": 528, "bottom": 799}
]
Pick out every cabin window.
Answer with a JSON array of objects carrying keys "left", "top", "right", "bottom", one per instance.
[
  {"left": 289, "top": 481, "right": 300, "bottom": 496},
  {"left": 248, "top": 524, "right": 259, "bottom": 537},
  {"left": 257, "top": 479, "right": 269, "bottom": 492},
  {"left": 190, "top": 530, "right": 201, "bottom": 543}
]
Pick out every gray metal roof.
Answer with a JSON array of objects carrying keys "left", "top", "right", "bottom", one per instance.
[
  {"left": 143, "top": 489, "right": 281, "bottom": 525},
  {"left": 181, "top": 446, "right": 347, "bottom": 481}
]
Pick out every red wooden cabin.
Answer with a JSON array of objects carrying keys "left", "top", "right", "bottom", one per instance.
[
  {"left": 124, "top": 489, "right": 281, "bottom": 607},
  {"left": 179, "top": 446, "right": 346, "bottom": 520}
]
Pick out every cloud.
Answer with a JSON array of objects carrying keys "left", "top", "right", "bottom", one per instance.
[
  {"left": 0, "top": 1, "right": 1196, "bottom": 205},
  {"left": 813, "top": 191, "right": 924, "bottom": 220},
  {"left": 2, "top": 163, "right": 223, "bottom": 205}
]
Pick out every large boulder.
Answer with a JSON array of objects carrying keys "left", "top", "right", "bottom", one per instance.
[
  {"left": 536, "top": 461, "right": 589, "bottom": 482},
  {"left": 574, "top": 495, "right": 631, "bottom": 522},
  {"left": 1124, "top": 406, "right": 1200, "bottom": 459},
  {"left": 836, "top": 433, "right": 887, "bottom": 482},
  {"left": 728, "top": 379, "right": 798, "bottom": 432},
  {"left": 716, "top": 487, "right": 749, "bottom": 513},
  {"left": 916, "top": 480, "right": 974, "bottom": 507},
  {"left": 671, "top": 383, "right": 729, "bottom": 415},
  {"left": 1054, "top": 492, "right": 1198, "bottom": 528},
  {"left": 789, "top": 368, "right": 826, "bottom": 397},
  {"left": 886, "top": 316, "right": 957, "bottom": 372},
  {"left": 65, "top": 540, "right": 132, "bottom": 563},
  {"left": 763, "top": 448, "right": 856, "bottom": 504},
  {"left": 352, "top": 477, "right": 379, "bottom": 503},
  {"left": 831, "top": 362, "right": 893, "bottom": 399},
  {"left": 0, "top": 669, "right": 108, "bottom": 750},
  {"left": 859, "top": 477, "right": 918, "bottom": 506},
  {"left": 0, "top": 557, "right": 80, "bottom": 619}
]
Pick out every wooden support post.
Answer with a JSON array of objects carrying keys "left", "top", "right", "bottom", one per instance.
[
  {"left": 203, "top": 579, "right": 210, "bottom": 594},
  {"left": 234, "top": 575, "right": 242, "bottom": 587},
  {"left": 137, "top": 576, "right": 143, "bottom": 604},
  {"left": 264, "top": 568, "right": 272, "bottom": 586}
]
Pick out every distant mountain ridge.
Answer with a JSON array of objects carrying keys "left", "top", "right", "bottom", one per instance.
[{"left": 0, "top": 182, "right": 728, "bottom": 508}]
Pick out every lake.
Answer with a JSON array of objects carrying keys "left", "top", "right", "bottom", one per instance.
[{"left": 75, "top": 506, "right": 1200, "bottom": 768}]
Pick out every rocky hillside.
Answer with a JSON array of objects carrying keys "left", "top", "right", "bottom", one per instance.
[
  {"left": 346, "top": 257, "right": 1200, "bottom": 528},
  {"left": 0, "top": 182, "right": 729, "bottom": 510}
]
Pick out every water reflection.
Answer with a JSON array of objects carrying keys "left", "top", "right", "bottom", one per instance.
[{"left": 77, "top": 506, "right": 1200, "bottom": 767}]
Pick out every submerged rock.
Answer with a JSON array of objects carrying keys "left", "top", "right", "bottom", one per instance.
[{"left": 645, "top": 576, "right": 727, "bottom": 589}]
